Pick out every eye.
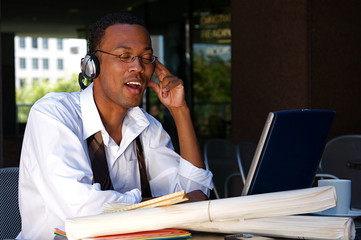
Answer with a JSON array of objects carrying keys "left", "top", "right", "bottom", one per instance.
[
  {"left": 119, "top": 53, "right": 133, "bottom": 62},
  {"left": 141, "top": 54, "right": 154, "bottom": 64}
]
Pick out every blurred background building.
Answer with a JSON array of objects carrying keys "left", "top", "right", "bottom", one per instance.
[{"left": 14, "top": 36, "right": 86, "bottom": 86}]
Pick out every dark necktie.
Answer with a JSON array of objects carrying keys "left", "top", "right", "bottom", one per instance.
[
  {"left": 135, "top": 137, "right": 152, "bottom": 198},
  {"left": 87, "top": 132, "right": 152, "bottom": 197},
  {"left": 87, "top": 131, "right": 114, "bottom": 190}
]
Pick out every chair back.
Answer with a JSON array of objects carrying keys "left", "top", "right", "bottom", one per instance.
[
  {"left": 0, "top": 167, "right": 21, "bottom": 239},
  {"left": 203, "top": 139, "right": 242, "bottom": 198},
  {"left": 320, "top": 135, "right": 361, "bottom": 208},
  {"left": 236, "top": 141, "right": 257, "bottom": 184}
]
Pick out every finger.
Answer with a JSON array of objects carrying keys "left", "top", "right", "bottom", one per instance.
[
  {"left": 154, "top": 60, "right": 173, "bottom": 82},
  {"left": 162, "top": 78, "right": 183, "bottom": 93},
  {"left": 161, "top": 78, "right": 183, "bottom": 99}
]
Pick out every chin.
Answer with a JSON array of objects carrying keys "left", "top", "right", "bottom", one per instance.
[{"left": 124, "top": 100, "right": 142, "bottom": 109}]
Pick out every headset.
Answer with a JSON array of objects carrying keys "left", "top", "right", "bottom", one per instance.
[{"left": 78, "top": 53, "right": 100, "bottom": 89}]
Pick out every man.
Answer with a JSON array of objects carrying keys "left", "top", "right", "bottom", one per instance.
[{"left": 18, "top": 12, "right": 212, "bottom": 239}]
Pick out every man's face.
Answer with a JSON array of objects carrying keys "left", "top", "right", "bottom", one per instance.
[{"left": 94, "top": 24, "right": 155, "bottom": 110}]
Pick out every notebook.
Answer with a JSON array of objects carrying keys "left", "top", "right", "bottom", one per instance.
[{"left": 241, "top": 109, "right": 335, "bottom": 196}]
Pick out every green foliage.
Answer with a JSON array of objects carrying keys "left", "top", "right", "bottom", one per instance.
[
  {"left": 16, "top": 74, "right": 80, "bottom": 104},
  {"left": 192, "top": 48, "right": 232, "bottom": 139},
  {"left": 193, "top": 49, "right": 231, "bottom": 102},
  {"left": 16, "top": 74, "right": 81, "bottom": 122}
]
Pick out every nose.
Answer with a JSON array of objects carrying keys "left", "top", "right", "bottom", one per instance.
[{"left": 128, "top": 56, "right": 145, "bottom": 73}]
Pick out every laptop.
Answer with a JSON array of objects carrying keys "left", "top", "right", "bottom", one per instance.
[{"left": 241, "top": 109, "right": 335, "bottom": 196}]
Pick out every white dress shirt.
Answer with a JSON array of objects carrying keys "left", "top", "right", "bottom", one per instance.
[{"left": 17, "top": 83, "right": 213, "bottom": 240}]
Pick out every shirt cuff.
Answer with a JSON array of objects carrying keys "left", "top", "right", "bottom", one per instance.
[
  {"left": 119, "top": 188, "right": 142, "bottom": 204},
  {"left": 178, "top": 158, "right": 213, "bottom": 189}
]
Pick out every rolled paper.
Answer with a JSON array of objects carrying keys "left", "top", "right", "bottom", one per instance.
[
  {"left": 182, "top": 215, "right": 355, "bottom": 240},
  {"left": 65, "top": 186, "right": 336, "bottom": 240}
]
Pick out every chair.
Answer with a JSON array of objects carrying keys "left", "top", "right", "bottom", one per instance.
[
  {"left": 236, "top": 141, "right": 257, "bottom": 184},
  {"left": 203, "top": 139, "right": 243, "bottom": 199},
  {"left": 0, "top": 167, "right": 21, "bottom": 239},
  {"left": 319, "top": 135, "right": 361, "bottom": 209}
]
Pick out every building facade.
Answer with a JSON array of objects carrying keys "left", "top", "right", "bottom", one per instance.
[{"left": 14, "top": 36, "right": 87, "bottom": 87}]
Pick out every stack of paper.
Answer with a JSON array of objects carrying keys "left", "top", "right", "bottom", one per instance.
[
  {"left": 55, "top": 226, "right": 67, "bottom": 238},
  {"left": 55, "top": 227, "right": 191, "bottom": 240},
  {"left": 62, "top": 186, "right": 356, "bottom": 240},
  {"left": 182, "top": 215, "right": 355, "bottom": 240},
  {"left": 82, "top": 228, "right": 191, "bottom": 240}
]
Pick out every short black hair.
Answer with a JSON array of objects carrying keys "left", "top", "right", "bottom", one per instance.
[{"left": 88, "top": 12, "right": 147, "bottom": 53}]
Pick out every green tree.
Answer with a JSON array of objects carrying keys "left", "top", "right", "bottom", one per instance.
[
  {"left": 192, "top": 49, "right": 232, "bottom": 139},
  {"left": 193, "top": 49, "right": 231, "bottom": 102},
  {"left": 16, "top": 74, "right": 81, "bottom": 122}
]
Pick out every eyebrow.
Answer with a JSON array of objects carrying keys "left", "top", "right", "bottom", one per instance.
[{"left": 113, "top": 45, "right": 153, "bottom": 52}]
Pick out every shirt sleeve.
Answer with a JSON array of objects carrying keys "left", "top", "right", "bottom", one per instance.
[
  {"left": 19, "top": 106, "right": 142, "bottom": 222},
  {"left": 178, "top": 158, "right": 213, "bottom": 195}
]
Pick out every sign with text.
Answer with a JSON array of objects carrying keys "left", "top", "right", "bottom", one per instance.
[{"left": 193, "top": 13, "right": 231, "bottom": 44}]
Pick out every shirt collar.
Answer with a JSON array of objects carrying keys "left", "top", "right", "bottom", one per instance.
[
  {"left": 122, "top": 107, "right": 150, "bottom": 141},
  {"left": 80, "top": 83, "right": 104, "bottom": 140}
]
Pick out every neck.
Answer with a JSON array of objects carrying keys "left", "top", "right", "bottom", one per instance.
[
  {"left": 93, "top": 93, "right": 129, "bottom": 146},
  {"left": 99, "top": 108, "right": 127, "bottom": 145}
]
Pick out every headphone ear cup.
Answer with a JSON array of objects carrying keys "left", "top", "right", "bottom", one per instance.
[{"left": 80, "top": 53, "right": 100, "bottom": 79}]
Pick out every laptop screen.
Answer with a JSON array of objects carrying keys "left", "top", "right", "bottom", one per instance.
[{"left": 241, "top": 109, "right": 335, "bottom": 196}]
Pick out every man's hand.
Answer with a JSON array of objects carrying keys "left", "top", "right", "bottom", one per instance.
[
  {"left": 147, "top": 60, "right": 186, "bottom": 110},
  {"left": 185, "top": 190, "right": 209, "bottom": 203}
]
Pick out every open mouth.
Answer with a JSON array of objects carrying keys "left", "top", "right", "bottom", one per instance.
[{"left": 125, "top": 81, "right": 142, "bottom": 89}]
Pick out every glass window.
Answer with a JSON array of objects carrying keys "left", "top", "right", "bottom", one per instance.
[
  {"left": 57, "top": 59, "right": 63, "bottom": 70},
  {"left": 70, "top": 46, "right": 79, "bottom": 54},
  {"left": 42, "top": 58, "right": 49, "bottom": 69},
  {"left": 32, "top": 58, "right": 39, "bottom": 69},
  {"left": 57, "top": 39, "right": 63, "bottom": 50},
  {"left": 19, "top": 58, "right": 26, "bottom": 69},
  {"left": 192, "top": 1, "right": 232, "bottom": 140},
  {"left": 19, "top": 37, "right": 26, "bottom": 48},
  {"left": 32, "top": 37, "right": 38, "bottom": 48},
  {"left": 42, "top": 38, "right": 49, "bottom": 49}
]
